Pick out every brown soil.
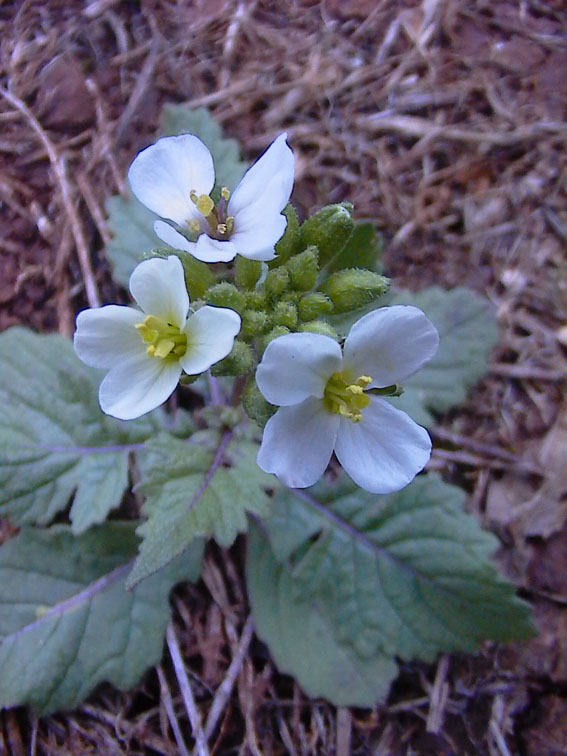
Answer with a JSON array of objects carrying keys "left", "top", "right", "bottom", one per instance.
[{"left": 1, "top": 1, "right": 567, "bottom": 754}]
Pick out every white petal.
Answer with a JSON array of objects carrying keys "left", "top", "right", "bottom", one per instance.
[
  {"left": 128, "top": 135, "right": 214, "bottom": 225},
  {"left": 228, "top": 133, "right": 294, "bottom": 218},
  {"left": 193, "top": 234, "right": 237, "bottom": 263},
  {"left": 74, "top": 305, "right": 144, "bottom": 369},
  {"left": 334, "top": 397, "right": 431, "bottom": 494},
  {"left": 229, "top": 207, "right": 286, "bottom": 261},
  {"left": 256, "top": 332, "right": 343, "bottom": 406},
  {"left": 257, "top": 398, "right": 339, "bottom": 488},
  {"left": 129, "top": 256, "right": 189, "bottom": 327},
  {"left": 99, "top": 352, "right": 182, "bottom": 420},
  {"left": 343, "top": 305, "right": 439, "bottom": 387},
  {"left": 179, "top": 306, "right": 241, "bottom": 375},
  {"left": 154, "top": 220, "right": 198, "bottom": 255}
]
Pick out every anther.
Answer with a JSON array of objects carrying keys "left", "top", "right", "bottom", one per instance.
[{"left": 221, "top": 187, "right": 230, "bottom": 201}]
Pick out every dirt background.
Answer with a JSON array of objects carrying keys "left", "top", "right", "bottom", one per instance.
[{"left": 1, "top": 1, "right": 567, "bottom": 754}]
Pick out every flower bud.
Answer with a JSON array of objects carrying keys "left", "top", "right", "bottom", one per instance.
[
  {"left": 242, "top": 309, "right": 271, "bottom": 336},
  {"left": 265, "top": 266, "right": 290, "bottom": 300},
  {"left": 242, "top": 379, "right": 277, "bottom": 429},
  {"left": 299, "top": 320, "right": 339, "bottom": 340},
  {"left": 273, "top": 301, "right": 298, "bottom": 329},
  {"left": 235, "top": 256, "right": 262, "bottom": 290},
  {"left": 271, "top": 204, "right": 300, "bottom": 266},
  {"left": 287, "top": 246, "right": 318, "bottom": 291},
  {"left": 257, "top": 325, "right": 290, "bottom": 353},
  {"left": 245, "top": 290, "right": 268, "bottom": 310},
  {"left": 298, "top": 292, "right": 333, "bottom": 321},
  {"left": 211, "top": 340, "right": 256, "bottom": 376},
  {"left": 205, "top": 282, "right": 246, "bottom": 313},
  {"left": 299, "top": 203, "right": 354, "bottom": 266},
  {"left": 321, "top": 269, "right": 390, "bottom": 313}
]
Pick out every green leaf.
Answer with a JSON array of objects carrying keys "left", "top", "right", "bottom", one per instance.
[
  {"left": 247, "top": 475, "right": 533, "bottom": 706},
  {"left": 128, "top": 430, "right": 274, "bottom": 587},
  {"left": 247, "top": 523, "right": 398, "bottom": 707},
  {"left": 327, "top": 222, "right": 384, "bottom": 273},
  {"left": 105, "top": 193, "right": 159, "bottom": 288},
  {"left": 160, "top": 104, "right": 248, "bottom": 191},
  {"left": 0, "top": 523, "right": 203, "bottom": 714},
  {"left": 0, "top": 328, "right": 161, "bottom": 533}
]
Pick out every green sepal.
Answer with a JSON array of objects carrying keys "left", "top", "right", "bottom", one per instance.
[
  {"left": 146, "top": 248, "right": 215, "bottom": 300},
  {"left": 242, "top": 309, "right": 271, "bottom": 336},
  {"left": 299, "top": 320, "right": 339, "bottom": 340},
  {"left": 235, "top": 256, "right": 262, "bottom": 290},
  {"left": 300, "top": 203, "right": 354, "bottom": 266},
  {"left": 265, "top": 267, "right": 290, "bottom": 300},
  {"left": 273, "top": 301, "right": 298, "bottom": 329},
  {"left": 321, "top": 269, "right": 390, "bottom": 313},
  {"left": 205, "top": 282, "right": 246, "bottom": 313},
  {"left": 287, "top": 246, "right": 319, "bottom": 291},
  {"left": 211, "top": 340, "right": 256, "bottom": 376},
  {"left": 298, "top": 292, "right": 334, "bottom": 321},
  {"left": 271, "top": 204, "right": 300, "bottom": 267},
  {"left": 242, "top": 379, "right": 277, "bottom": 429}
]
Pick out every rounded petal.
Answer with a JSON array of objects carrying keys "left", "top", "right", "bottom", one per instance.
[
  {"left": 228, "top": 133, "right": 294, "bottom": 219},
  {"left": 343, "top": 305, "right": 439, "bottom": 387},
  {"left": 179, "top": 306, "right": 241, "bottom": 375},
  {"left": 256, "top": 332, "right": 343, "bottom": 406},
  {"left": 257, "top": 398, "right": 340, "bottom": 488},
  {"left": 74, "top": 305, "right": 144, "bottom": 369},
  {"left": 229, "top": 208, "right": 286, "bottom": 261},
  {"left": 334, "top": 397, "right": 431, "bottom": 494},
  {"left": 193, "top": 234, "right": 237, "bottom": 263},
  {"left": 99, "top": 353, "right": 182, "bottom": 420},
  {"left": 154, "top": 220, "right": 198, "bottom": 256},
  {"left": 128, "top": 135, "right": 214, "bottom": 225},
  {"left": 129, "top": 256, "right": 189, "bottom": 327}
]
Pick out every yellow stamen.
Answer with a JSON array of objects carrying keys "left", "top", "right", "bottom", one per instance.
[
  {"left": 324, "top": 371, "right": 372, "bottom": 423},
  {"left": 217, "top": 223, "right": 227, "bottom": 236},
  {"left": 195, "top": 194, "right": 214, "bottom": 217},
  {"left": 136, "top": 315, "right": 187, "bottom": 362},
  {"left": 188, "top": 219, "right": 201, "bottom": 234},
  {"left": 221, "top": 186, "right": 230, "bottom": 201}
]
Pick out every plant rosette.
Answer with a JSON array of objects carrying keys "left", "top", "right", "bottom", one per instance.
[
  {"left": 128, "top": 132, "right": 294, "bottom": 263},
  {"left": 74, "top": 255, "right": 240, "bottom": 419},
  {"left": 255, "top": 305, "right": 439, "bottom": 493}
]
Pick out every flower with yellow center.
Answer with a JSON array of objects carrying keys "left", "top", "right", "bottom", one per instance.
[
  {"left": 74, "top": 256, "right": 241, "bottom": 420},
  {"left": 255, "top": 306, "right": 440, "bottom": 493},
  {"left": 128, "top": 133, "right": 294, "bottom": 264}
]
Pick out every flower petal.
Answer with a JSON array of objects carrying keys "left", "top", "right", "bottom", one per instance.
[
  {"left": 334, "top": 397, "right": 431, "bottom": 494},
  {"left": 193, "top": 234, "right": 237, "bottom": 263},
  {"left": 128, "top": 135, "right": 214, "bottom": 225},
  {"left": 257, "top": 398, "right": 339, "bottom": 488},
  {"left": 129, "top": 256, "right": 189, "bottom": 327},
  {"left": 343, "top": 305, "right": 439, "bottom": 387},
  {"left": 256, "top": 332, "right": 343, "bottom": 406},
  {"left": 154, "top": 220, "right": 198, "bottom": 256},
  {"left": 74, "top": 305, "right": 144, "bottom": 369},
  {"left": 229, "top": 207, "right": 286, "bottom": 261},
  {"left": 99, "top": 353, "right": 182, "bottom": 420},
  {"left": 228, "top": 133, "right": 294, "bottom": 219},
  {"left": 179, "top": 306, "right": 241, "bottom": 375}
]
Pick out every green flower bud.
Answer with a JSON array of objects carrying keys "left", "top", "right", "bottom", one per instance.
[
  {"left": 298, "top": 292, "right": 333, "bottom": 321},
  {"left": 245, "top": 290, "right": 268, "bottom": 310},
  {"left": 242, "top": 379, "right": 277, "bottom": 429},
  {"left": 242, "top": 309, "right": 271, "bottom": 336},
  {"left": 271, "top": 204, "right": 300, "bottom": 267},
  {"left": 265, "top": 266, "right": 290, "bottom": 300},
  {"left": 273, "top": 301, "right": 298, "bottom": 329},
  {"left": 287, "top": 246, "right": 319, "bottom": 291},
  {"left": 299, "top": 320, "right": 339, "bottom": 340},
  {"left": 211, "top": 340, "right": 256, "bottom": 376},
  {"left": 235, "top": 256, "right": 262, "bottom": 289},
  {"left": 257, "top": 325, "right": 290, "bottom": 353},
  {"left": 147, "top": 249, "right": 214, "bottom": 300},
  {"left": 205, "top": 282, "right": 246, "bottom": 313},
  {"left": 299, "top": 203, "right": 354, "bottom": 266},
  {"left": 321, "top": 269, "right": 390, "bottom": 313}
]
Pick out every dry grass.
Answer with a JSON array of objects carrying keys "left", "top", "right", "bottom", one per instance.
[{"left": 1, "top": 1, "right": 566, "bottom": 754}]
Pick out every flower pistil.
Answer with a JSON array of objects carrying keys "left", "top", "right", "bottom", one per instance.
[
  {"left": 135, "top": 315, "right": 188, "bottom": 361},
  {"left": 188, "top": 186, "right": 235, "bottom": 240}
]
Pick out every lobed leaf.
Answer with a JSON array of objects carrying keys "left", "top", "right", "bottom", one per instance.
[{"left": 0, "top": 523, "right": 203, "bottom": 714}]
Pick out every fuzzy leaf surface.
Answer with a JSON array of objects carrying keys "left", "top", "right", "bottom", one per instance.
[
  {"left": 0, "top": 328, "right": 161, "bottom": 532},
  {"left": 328, "top": 222, "right": 384, "bottom": 273},
  {"left": 105, "top": 193, "right": 158, "bottom": 287},
  {"left": 247, "top": 475, "right": 532, "bottom": 705},
  {"left": 0, "top": 523, "right": 203, "bottom": 714},
  {"left": 128, "top": 430, "right": 274, "bottom": 587}
]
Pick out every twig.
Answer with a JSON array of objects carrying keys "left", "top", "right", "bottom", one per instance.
[
  {"left": 426, "top": 654, "right": 450, "bottom": 734},
  {"left": 114, "top": 39, "right": 160, "bottom": 145},
  {"left": 490, "top": 363, "right": 567, "bottom": 381},
  {"left": 203, "top": 615, "right": 255, "bottom": 740},
  {"left": 166, "top": 622, "right": 210, "bottom": 756},
  {"left": 0, "top": 86, "right": 100, "bottom": 307},
  {"left": 336, "top": 708, "right": 352, "bottom": 756},
  {"left": 156, "top": 665, "right": 191, "bottom": 756}
]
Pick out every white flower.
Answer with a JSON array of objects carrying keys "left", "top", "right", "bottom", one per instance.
[
  {"left": 74, "top": 256, "right": 240, "bottom": 420},
  {"left": 255, "top": 306, "right": 440, "bottom": 493},
  {"left": 128, "top": 133, "right": 294, "bottom": 264}
]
